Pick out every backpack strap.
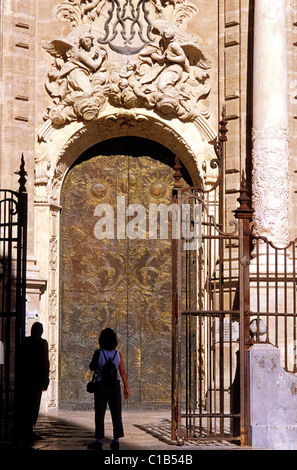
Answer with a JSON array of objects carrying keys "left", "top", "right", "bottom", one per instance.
[
  {"left": 101, "top": 349, "right": 107, "bottom": 362},
  {"left": 111, "top": 350, "right": 117, "bottom": 361},
  {"left": 101, "top": 349, "right": 117, "bottom": 364}
]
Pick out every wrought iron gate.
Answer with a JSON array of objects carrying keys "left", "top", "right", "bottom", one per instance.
[
  {"left": 171, "top": 119, "right": 252, "bottom": 446},
  {"left": 171, "top": 113, "right": 297, "bottom": 446},
  {"left": 0, "top": 156, "right": 27, "bottom": 440}
]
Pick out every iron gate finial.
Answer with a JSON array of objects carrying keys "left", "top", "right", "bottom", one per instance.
[
  {"left": 15, "top": 154, "right": 27, "bottom": 193},
  {"left": 219, "top": 105, "right": 228, "bottom": 143},
  {"left": 173, "top": 155, "right": 182, "bottom": 189},
  {"left": 234, "top": 171, "right": 253, "bottom": 220}
]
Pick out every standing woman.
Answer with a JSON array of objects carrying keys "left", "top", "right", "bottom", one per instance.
[{"left": 88, "top": 328, "right": 129, "bottom": 450}]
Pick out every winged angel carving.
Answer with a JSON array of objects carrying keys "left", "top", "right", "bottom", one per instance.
[
  {"left": 42, "top": 31, "right": 108, "bottom": 125},
  {"left": 41, "top": 0, "right": 212, "bottom": 127},
  {"left": 109, "top": 20, "right": 211, "bottom": 121}
]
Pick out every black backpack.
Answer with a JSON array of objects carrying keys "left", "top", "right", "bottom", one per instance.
[{"left": 100, "top": 350, "right": 118, "bottom": 385}]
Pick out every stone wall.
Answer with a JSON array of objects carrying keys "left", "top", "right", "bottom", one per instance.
[{"left": 248, "top": 343, "right": 297, "bottom": 450}]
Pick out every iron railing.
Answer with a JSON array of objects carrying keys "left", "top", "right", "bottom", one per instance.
[
  {"left": 171, "top": 117, "right": 297, "bottom": 446},
  {"left": 171, "top": 158, "right": 247, "bottom": 444},
  {"left": 248, "top": 237, "right": 297, "bottom": 374},
  {"left": 0, "top": 156, "right": 27, "bottom": 440}
]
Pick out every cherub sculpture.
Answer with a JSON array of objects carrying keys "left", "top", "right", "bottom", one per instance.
[
  {"left": 133, "top": 20, "right": 212, "bottom": 119},
  {"left": 42, "top": 30, "right": 107, "bottom": 125}
]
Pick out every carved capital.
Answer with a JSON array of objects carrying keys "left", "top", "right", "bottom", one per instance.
[{"left": 252, "top": 126, "right": 289, "bottom": 143}]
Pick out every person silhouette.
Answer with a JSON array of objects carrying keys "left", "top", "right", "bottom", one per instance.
[
  {"left": 88, "top": 328, "right": 129, "bottom": 450},
  {"left": 16, "top": 322, "right": 50, "bottom": 442}
]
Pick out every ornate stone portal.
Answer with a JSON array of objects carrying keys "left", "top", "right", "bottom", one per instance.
[{"left": 35, "top": 0, "right": 218, "bottom": 409}]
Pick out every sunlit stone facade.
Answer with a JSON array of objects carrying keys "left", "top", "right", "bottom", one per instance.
[{"left": 1, "top": 0, "right": 297, "bottom": 412}]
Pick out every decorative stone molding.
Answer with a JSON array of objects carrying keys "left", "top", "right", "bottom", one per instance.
[
  {"left": 35, "top": 110, "right": 218, "bottom": 204},
  {"left": 252, "top": 127, "right": 290, "bottom": 247},
  {"left": 252, "top": 125, "right": 289, "bottom": 247},
  {"left": 252, "top": 126, "right": 289, "bottom": 142},
  {"left": 47, "top": 205, "right": 60, "bottom": 408}
]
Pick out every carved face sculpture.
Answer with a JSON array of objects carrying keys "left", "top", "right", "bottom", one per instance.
[
  {"left": 80, "top": 34, "right": 93, "bottom": 52},
  {"left": 162, "top": 27, "right": 175, "bottom": 42}
]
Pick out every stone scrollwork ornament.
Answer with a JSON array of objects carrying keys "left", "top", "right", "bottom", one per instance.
[{"left": 41, "top": 0, "right": 212, "bottom": 128}]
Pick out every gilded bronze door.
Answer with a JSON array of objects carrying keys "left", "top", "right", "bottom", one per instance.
[{"left": 60, "top": 143, "right": 189, "bottom": 409}]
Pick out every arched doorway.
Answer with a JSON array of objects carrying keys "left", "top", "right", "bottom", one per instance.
[{"left": 59, "top": 137, "right": 192, "bottom": 410}]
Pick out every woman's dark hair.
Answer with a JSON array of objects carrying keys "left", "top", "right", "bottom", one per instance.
[{"left": 99, "top": 328, "right": 118, "bottom": 351}]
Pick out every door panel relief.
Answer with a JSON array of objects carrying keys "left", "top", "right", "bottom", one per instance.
[{"left": 60, "top": 151, "right": 187, "bottom": 409}]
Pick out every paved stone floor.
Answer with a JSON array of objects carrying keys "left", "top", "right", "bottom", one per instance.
[
  {"left": 34, "top": 409, "right": 244, "bottom": 451},
  {"left": 1, "top": 409, "right": 254, "bottom": 452}
]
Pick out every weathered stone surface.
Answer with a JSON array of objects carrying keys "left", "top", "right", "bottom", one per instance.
[{"left": 248, "top": 343, "right": 297, "bottom": 450}]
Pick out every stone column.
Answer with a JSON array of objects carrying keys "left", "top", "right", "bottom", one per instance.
[{"left": 252, "top": 0, "right": 289, "bottom": 248}]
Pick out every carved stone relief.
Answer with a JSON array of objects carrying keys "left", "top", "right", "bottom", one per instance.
[
  {"left": 252, "top": 126, "right": 289, "bottom": 247},
  {"left": 41, "top": 0, "right": 212, "bottom": 128},
  {"left": 47, "top": 207, "right": 60, "bottom": 408},
  {"left": 59, "top": 152, "right": 187, "bottom": 408},
  {"left": 36, "top": 0, "right": 217, "bottom": 208}
]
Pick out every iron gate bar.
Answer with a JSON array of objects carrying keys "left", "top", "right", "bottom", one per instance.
[
  {"left": 0, "top": 155, "right": 27, "bottom": 440},
  {"left": 233, "top": 172, "right": 254, "bottom": 446},
  {"left": 14, "top": 156, "right": 28, "bottom": 437},
  {"left": 247, "top": 312, "right": 297, "bottom": 316},
  {"left": 181, "top": 413, "right": 240, "bottom": 417},
  {"left": 181, "top": 310, "right": 240, "bottom": 315},
  {"left": 171, "top": 155, "right": 182, "bottom": 442},
  {"left": 247, "top": 233, "right": 297, "bottom": 374}
]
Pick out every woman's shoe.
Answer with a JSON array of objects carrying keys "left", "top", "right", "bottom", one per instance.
[
  {"left": 110, "top": 440, "right": 120, "bottom": 450},
  {"left": 88, "top": 441, "right": 102, "bottom": 450}
]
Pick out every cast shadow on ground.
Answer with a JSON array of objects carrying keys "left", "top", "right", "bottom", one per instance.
[{"left": 134, "top": 419, "right": 175, "bottom": 446}]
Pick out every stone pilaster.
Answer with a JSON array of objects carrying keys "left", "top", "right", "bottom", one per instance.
[{"left": 252, "top": 0, "right": 289, "bottom": 247}]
